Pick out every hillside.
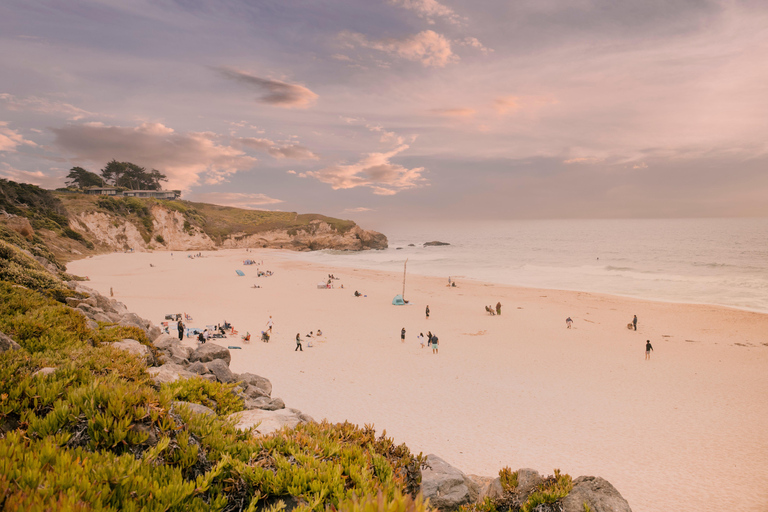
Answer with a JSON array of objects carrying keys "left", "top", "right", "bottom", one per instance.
[{"left": 0, "top": 180, "right": 387, "bottom": 263}]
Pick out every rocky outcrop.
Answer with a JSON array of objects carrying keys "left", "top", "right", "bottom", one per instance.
[
  {"left": 112, "top": 338, "right": 154, "bottom": 365},
  {"left": 421, "top": 454, "right": 480, "bottom": 511},
  {"left": 228, "top": 408, "right": 314, "bottom": 435},
  {"left": 189, "top": 343, "right": 231, "bottom": 365},
  {"left": 424, "top": 241, "right": 450, "bottom": 246},
  {"left": 70, "top": 205, "right": 387, "bottom": 252},
  {"left": 0, "top": 331, "right": 21, "bottom": 352},
  {"left": 562, "top": 476, "right": 633, "bottom": 512}
]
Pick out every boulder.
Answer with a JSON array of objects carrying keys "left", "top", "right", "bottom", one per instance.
[
  {"left": 153, "top": 334, "right": 181, "bottom": 350},
  {"left": 112, "top": 339, "right": 154, "bottom": 365},
  {"left": 288, "top": 408, "right": 315, "bottom": 424},
  {"left": 243, "top": 384, "right": 270, "bottom": 399},
  {"left": 92, "top": 312, "right": 112, "bottom": 324},
  {"left": 148, "top": 363, "right": 197, "bottom": 386},
  {"left": 147, "top": 323, "right": 162, "bottom": 341},
  {"left": 237, "top": 372, "right": 272, "bottom": 397},
  {"left": 421, "top": 454, "right": 480, "bottom": 511},
  {"left": 0, "top": 332, "right": 21, "bottom": 352},
  {"left": 172, "top": 401, "right": 216, "bottom": 417},
  {"left": 92, "top": 293, "right": 117, "bottom": 314},
  {"left": 479, "top": 477, "right": 505, "bottom": 501},
  {"left": 244, "top": 396, "right": 285, "bottom": 411},
  {"left": 424, "top": 241, "right": 450, "bottom": 246},
  {"left": 513, "top": 468, "right": 544, "bottom": 500},
  {"left": 187, "top": 361, "right": 208, "bottom": 375},
  {"left": 190, "top": 343, "right": 231, "bottom": 365},
  {"left": 120, "top": 312, "right": 148, "bottom": 333},
  {"left": 562, "top": 476, "right": 632, "bottom": 512},
  {"left": 206, "top": 359, "right": 236, "bottom": 383},
  {"left": 200, "top": 374, "right": 218, "bottom": 382},
  {"left": 161, "top": 345, "right": 190, "bottom": 365},
  {"left": 32, "top": 367, "right": 57, "bottom": 378},
  {"left": 228, "top": 408, "right": 312, "bottom": 435}
]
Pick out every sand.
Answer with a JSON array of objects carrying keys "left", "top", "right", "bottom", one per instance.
[{"left": 68, "top": 249, "right": 768, "bottom": 512}]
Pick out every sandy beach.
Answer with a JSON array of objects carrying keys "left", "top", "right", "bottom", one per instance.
[{"left": 68, "top": 249, "right": 768, "bottom": 512}]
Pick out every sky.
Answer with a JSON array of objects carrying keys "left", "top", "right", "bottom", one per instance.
[{"left": 1, "top": 0, "right": 768, "bottom": 225}]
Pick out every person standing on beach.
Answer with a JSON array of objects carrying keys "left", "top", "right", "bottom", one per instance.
[
  {"left": 633, "top": 315, "right": 638, "bottom": 331},
  {"left": 177, "top": 320, "right": 185, "bottom": 341},
  {"left": 431, "top": 333, "right": 439, "bottom": 354},
  {"left": 425, "top": 305, "right": 430, "bottom": 319},
  {"left": 496, "top": 302, "right": 502, "bottom": 315},
  {"left": 645, "top": 340, "right": 653, "bottom": 360},
  {"left": 566, "top": 317, "right": 573, "bottom": 328},
  {"left": 418, "top": 332, "right": 425, "bottom": 348},
  {"left": 401, "top": 327, "right": 406, "bottom": 343},
  {"left": 295, "top": 333, "right": 303, "bottom": 351}
]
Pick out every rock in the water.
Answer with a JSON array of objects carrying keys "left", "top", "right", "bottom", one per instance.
[
  {"left": 206, "top": 359, "right": 236, "bottom": 383},
  {"left": 237, "top": 372, "right": 272, "bottom": 397},
  {"left": 0, "top": 332, "right": 21, "bottom": 352},
  {"left": 421, "top": 454, "right": 480, "bottom": 511},
  {"left": 244, "top": 396, "right": 285, "bottom": 411},
  {"left": 562, "top": 476, "right": 632, "bottom": 512},
  {"left": 424, "top": 240, "right": 450, "bottom": 246},
  {"left": 112, "top": 339, "right": 154, "bottom": 365},
  {"left": 228, "top": 408, "right": 312, "bottom": 435},
  {"left": 189, "top": 343, "right": 231, "bottom": 365},
  {"left": 172, "top": 401, "right": 216, "bottom": 417},
  {"left": 148, "top": 363, "right": 197, "bottom": 386}
]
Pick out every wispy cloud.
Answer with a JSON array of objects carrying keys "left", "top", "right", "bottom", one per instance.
[
  {"left": 217, "top": 68, "right": 318, "bottom": 108},
  {"left": 187, "top": 192, "right": 283, "bottom": 209},
  {"left": 0, "top": 93, "right": 95, "bottom": 120},
  {"left": 51, "top": 122, "right": 256, "bottom": 189},
  {"left": 563, "top": 157, "right": 602, "bottom": 165},
  {"left": 388, "top": 0, "right": 463, "bottom": 25},
  {"left": 456, "top": 36, "right": 493, "bottom": 55},
  {"left": 494, "top": 95, "right": 558, "bottom": 115},
  {"left": 235, "top": 137, "right": 319, "bottom": 160},
  {"left": 0, "top": 164, "right": 62, "bottom": 188},
  {"left": 342, "top": 207, "right": 374, "bottom": 213},
  {"left": 428, "top": 107, "right": 476, "bottom": 118},
  {"left": 0, "top": 122, "right": 36, "bottom": 152},
  {"left": 339, "top": 30, "right": 456, "bottom": 67},
  {"left": 304, "top": 144, "right": 426, "bottom": 195}
]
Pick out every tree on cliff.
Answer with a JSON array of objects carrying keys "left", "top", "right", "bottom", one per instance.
[
  {"left": 100, "top": 160, "right": 167, "bottom": 190},
  {"left": 65, "top": 167, "right": 104, "bottom": 189}
]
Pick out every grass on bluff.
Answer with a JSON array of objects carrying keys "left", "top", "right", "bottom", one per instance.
[{"left": 0, "top": 278, "right": 429, "bottom": 511}]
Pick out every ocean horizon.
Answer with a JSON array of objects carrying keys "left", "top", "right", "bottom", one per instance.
[{"left": 282, "top": 217, "right": 768, "bottom": 314}]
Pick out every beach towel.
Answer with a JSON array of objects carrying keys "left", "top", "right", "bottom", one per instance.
[
  {"left": 236, "top": 270, "right": 245, "bottom": 276},
  {"left": 228, "top": 346, "right": 242, "bottom": 349}
]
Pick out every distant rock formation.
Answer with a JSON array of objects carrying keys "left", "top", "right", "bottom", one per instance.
[{"left": 424, "top": 240, "right": 450, "bottom": 246}]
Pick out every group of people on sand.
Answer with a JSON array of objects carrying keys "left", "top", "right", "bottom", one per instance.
[
  {"left": 400, "top": 327, "right": 439, "bottom": 354},
  {"left": 485, "top": 302, "right": 502, "bottom": 315},
  {"left": 294, "top": 329, "right": 323, "bottom": 351},
  {"left": 564, "top": 313, "right": 654, "bottom": 359}
]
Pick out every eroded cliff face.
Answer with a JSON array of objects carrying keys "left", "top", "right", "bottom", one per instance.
[{"left": 71, "top": 206, "right": 387, "bottom": 252}]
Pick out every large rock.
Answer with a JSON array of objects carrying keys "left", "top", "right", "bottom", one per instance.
[
  {"left": 187, "top": 361, "right": 208, "bottom": 375},
  {"left": 244, "top": 396, "right": 286, "bottom": 411},
  {"left": 228, "top": 408, "right": 312, "bottom": 436},
  {"left": 172, "top": 401, "right": 216, "bottom": 417},
  {"left": 120, "top": 312, "right": 149, "bottom": 333},
  {"left": 189, "top": 343, "right": 231, "bottom": 365},
  {"left": 153, "top": 335, "right": 191, "bottom": 365},
  {"left": 562, "top": 476, "right": 632, "bottom": 512},
  {"left": 421, "top": 454, "right": 480, "bottom": 511},
  {"left": 148, "top": 363, "right": 197, "bottom": 386},
  {"left": 514, "top": 468, "right": 545, "bottom": 501},
  {"left": 243, "top": 384, "right": 270, "bottom": 399},
  {"left": 206, "top": 359, "right": 236, "bottom": 383},
  {"left": 153, "top": 334, "right": 181, "bottom": 350},
  {"left": 112, "top": 339, "right": 154, "bottom": 365},
  {"left": 0, "top": 331, "right": 21, "bottom": 352},
  {"left": 237, "top": 372, "right": 272, "bottom": 397}
]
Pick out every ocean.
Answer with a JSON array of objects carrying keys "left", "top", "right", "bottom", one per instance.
[{"left": 283, "top": 218, "right": 768, "bottom": 313}]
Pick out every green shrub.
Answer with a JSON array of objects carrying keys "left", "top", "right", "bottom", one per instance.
[
  {"left": 500, "top": 466, "right": 518, "bottom": 492},
  {"left": 163, "top": 377, "right": 245, "bottom": 416},
  {"left": 155, "top": 234, "right": 165, "bottom": 244},
  {"left": 520, "top": 469, "right": 573, "bottom": 512}
]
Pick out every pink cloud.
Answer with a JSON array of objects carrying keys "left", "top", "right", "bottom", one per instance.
[
  {"left": 304, "top": 145, "right": 426, "bottom": 195},
  {"left": 0, "top": 122, "right": 37, "bottom": 152},
  {"left": 340, "top": 30, "right": 456, "bottom": 68},
  {"left": 388, "top": 0, "right": 463, "bottom": 25},
  {"left": 0, "top": 93, "right": 95, "bottom": 120},
  {"left": 217, "top": 68, "right": 318, "bottom": 108},
  {"left": 187, "top": 192, "right": 283, "bottom": 209},
  {"left": 0, "top": 164, "right": 63, "bottom": 189},
  {"left": 428, "top": 107, "right": 477, "bottom": 117},
  {"left": 236, "top": 137, "right": 319, "bottom": 160},
  {"left": 51, "top": 122, "right": 256, "bottom": 189}
]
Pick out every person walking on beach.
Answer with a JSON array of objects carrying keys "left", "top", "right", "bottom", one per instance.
[
  {"left": 496, "top": 302, "right": 502, "bottom": 315},
  {"left": 177, "top": 320, "right": 185, "bottom": 341},
  {"left": 295, "top": 333, "right": 303, "bottom": 351},
  {"left": 401, "top": 327, "right": 406, "bottom": 343},
  {"left": 645, "top": 340, "right": 653, "bottom": 360},
  {"left": 266, "top": 316, "right": 274, "bottom": 335},
  {"left": 418, "top": 332, "right": 425, "bottom": 348},
  {"left": 430, "top": 333, "right": 439, "bottom": 354},
  {"left": 425, "top": 305, "right": 430, "bottom": 319},
  {"left": 566, "top": 317, "right": 573, "bottom": 328},
  {"left": 633, "top": 315, "right": 638, "bottom": 331}
]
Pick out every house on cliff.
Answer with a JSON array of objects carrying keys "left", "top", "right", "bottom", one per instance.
[{"left": 84, "top": 187, "right": 181, "bottom": 200}]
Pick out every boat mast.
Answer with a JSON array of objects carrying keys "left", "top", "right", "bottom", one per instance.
[{"left": 402, "top": 258, "right": 408, "bottom": 299}]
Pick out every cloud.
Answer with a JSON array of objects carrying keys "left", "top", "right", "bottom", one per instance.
[
  {"left": 494, "top": 95, "right": 558, "bottom": 115},
  {"left": 0, "top": 164, "right": 63, "bottom": 189},
  {"left": 235, "top": 137, "right": 319, "bottom": 160},
  {"left": 217, "top": 68, "right": 318, "bottom": 108},
  {"left": 51, "top": 122, "right": 256, "bottom": 189},
  {"left": 342, "top": 207, "right": 374, "bottom": 213},
  {"left": 187, "top": 192, "right": 283, "bottom": 209},
  {"left": 456, "top": 37, "right": 493, "bottom": 55},
  {"left": 304, "top": 145, "right": 426, "bottom": 195},
  {"left": 0, "top": 93, "right": 94, "bottom": 120},
  {"left": 366, "top": 124, "right": 405, "bottom": 145},
  {"left": 340, "top": 30, "right": 456, "bottom": 67},
  {"left": 564, "top": 157, "right": 602, "bottom": 164},
  {"left": 0, "top": 122, "right": 36, "bottom": 152},
  {"left": 388, "top": 0, "right": 463, "bottom": 25},
  {"left": 428, "top": 108, "right": 476, "bottom": 118}
]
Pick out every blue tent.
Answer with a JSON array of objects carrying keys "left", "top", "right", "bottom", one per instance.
[{"left": 392, "top": 294, "right": 405, "bottom": 305}]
